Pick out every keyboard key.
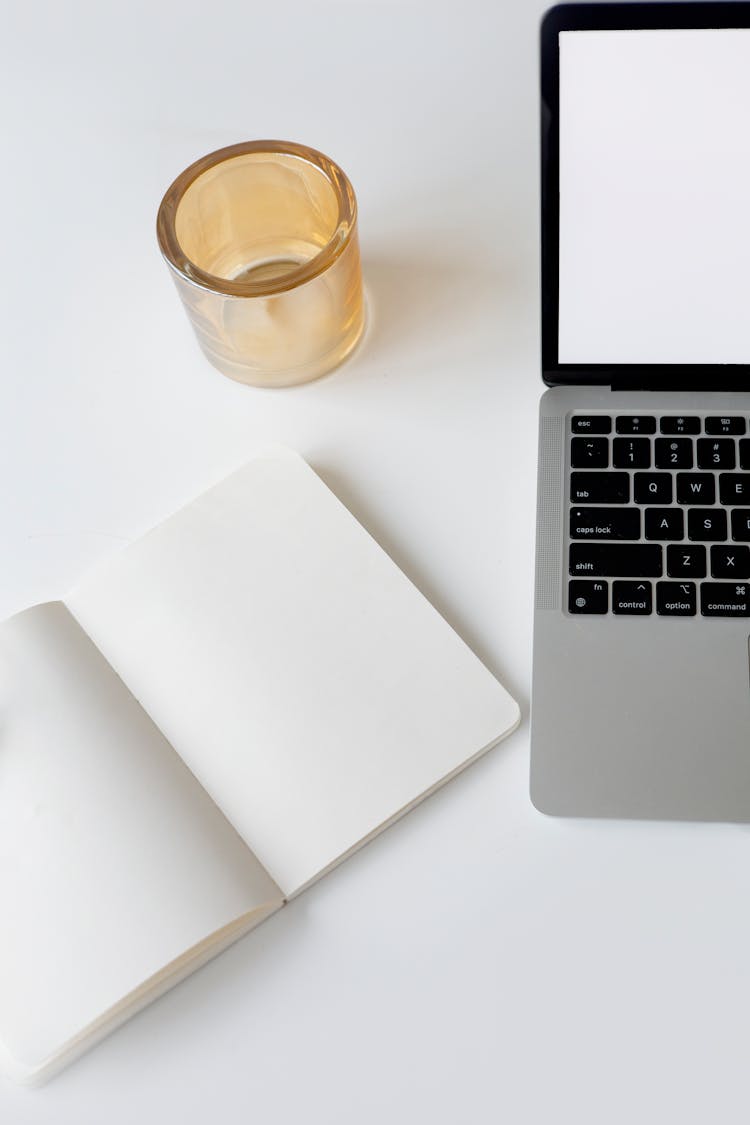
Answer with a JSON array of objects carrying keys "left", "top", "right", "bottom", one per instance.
[
  {"left": 571, "top": 437, "right": 608, "bottom": 468},
  {"left": 612, "top": 581, "right": 652, "bottom": 615},
  {"left": 711, "top": 545, "right": 750, "bottom": 578},
  {"left": 570, "top": 472, "right": 629, "bottom": 504},
  {"left": 701, "top": 582, "right": 750, "bottom": 617},
  {"left": 688, "top": 509, "right": 727, "bottom": 542},
  {"left": 739, "top": 439, "right": 750, "bottom": 469},
  {"left": 731, "top": 509, "right": 750, "bottom": 541},
  {"left": 615, "top": 416, "right": 656, "bottom": 434},
  {"left": 705, "top": 416, "right": 746, "bottom": 435},
  {"left": 697, "top": 438, "right": 736, "bottom": 469},
  {"left": 666, "top": 544, "right": 706, "bottom": 577},
  {"left": 568, "top": 580, "right": 608, "bottom": 614},
  {"left": 571, "top": 415, "right": 612, "bottom": 434},
  {"left": 655, "top": 438, "right": 693, "bottom": 469},
  {"left": 656, "top": 581, "right": 697, "bottom": 616},
  {"left": 660, "top": 416, "right": 700, "bottom": 435},
  {"left": 569, "top": 507, "right": 640, "bottom": 540},
  {"left": 645, "top": 508, "right": 684, "bottom": 541},
  {"left": 676, "top": 473, "right": 716, "bottom": 505},
  {"left": 569, "top": 543, "right": 662, "bottom": 577},
  {"left": 719, "top": 474, "right": 750, "bottom": 505},
  {"left": 613, "top": 437, "right": 650, "bottom": 468},
  {"left": 634, "top": 472, "right": 672, "bottom": 504}
]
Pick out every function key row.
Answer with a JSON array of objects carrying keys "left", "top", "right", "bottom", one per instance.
[
  {"left": 572, "top": 415, "right": 747, "bottom": 436},
  {"left": 571, "top": 437, "right": 747, "bottom": 470},
  {"left": 568, "top": 580, "right": 750, "bottom": 617}
]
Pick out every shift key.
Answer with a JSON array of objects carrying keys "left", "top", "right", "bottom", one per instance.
[
  {"left": 569, "top": 543, "right": 662, "bottom": 577},
  {"left": 570, "top": 472, "right": 629, "bottom": 503}
]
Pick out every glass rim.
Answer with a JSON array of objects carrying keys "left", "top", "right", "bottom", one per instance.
[{"left": 156, "top": 139, "right": 358, "bottom": 298}]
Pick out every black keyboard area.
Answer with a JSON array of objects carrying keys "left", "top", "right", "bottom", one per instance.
[{"left": 567, "top": 414, "right": 750, "bottom": 617}]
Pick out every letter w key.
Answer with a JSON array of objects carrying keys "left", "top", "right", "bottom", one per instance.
[{"left": 676, "top": 473, "right": 716, "bottom": 504}]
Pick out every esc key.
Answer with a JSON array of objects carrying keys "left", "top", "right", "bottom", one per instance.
[{"left": 571, "top": 415, "right": 612, "bottom": 434}]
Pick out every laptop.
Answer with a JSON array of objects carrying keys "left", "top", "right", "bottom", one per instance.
[{"left": 530, "top": 2, "right": 750, "bottom": 820}]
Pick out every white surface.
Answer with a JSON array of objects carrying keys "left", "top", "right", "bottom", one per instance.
[
  {"left": 68, "top": 450, "right": 519, "bottom": 897},
  {"left": 559, "top": 28, "right": 750, "bottom": 364},
  {"left": 1, "top": 1, "right": 749, "bottom": 1122},
  {"left": 0, "top": 604, "right": 281, "bottom": 1082}
]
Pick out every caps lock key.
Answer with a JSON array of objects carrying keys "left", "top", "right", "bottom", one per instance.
[{"left": 570, "top": 508, "right": 640, "bottom": 540}]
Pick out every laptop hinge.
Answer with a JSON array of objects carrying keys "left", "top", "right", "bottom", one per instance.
[{"left": 609, "top": 378, "right": 655, "bottom": 392}]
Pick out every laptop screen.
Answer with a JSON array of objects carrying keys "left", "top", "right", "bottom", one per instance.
[{"left": 557, "top": 27, "right": 750, "bottom": 366}]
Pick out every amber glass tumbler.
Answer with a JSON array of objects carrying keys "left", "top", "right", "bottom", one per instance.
[{"left": 157, "top": 141, "right": 365, "bottom": 387}]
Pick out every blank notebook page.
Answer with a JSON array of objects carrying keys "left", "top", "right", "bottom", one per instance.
[
  {"left": 67, "top": 450, "right": 519, "bottom": 897},
  {"left": 0, "top": 603, "right": 282, "bottom": 1081}
]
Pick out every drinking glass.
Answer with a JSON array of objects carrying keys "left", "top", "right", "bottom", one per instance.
[{"left": 157, "top": 141, "right": 365, "bottom": 387}]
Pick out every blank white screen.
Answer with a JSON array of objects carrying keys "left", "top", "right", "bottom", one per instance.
[{"left": 558, "top": 28, "right": 750, "bottom": 364}]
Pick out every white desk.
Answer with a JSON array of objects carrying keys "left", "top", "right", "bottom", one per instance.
[{"left": 2, "top": 2, "right": 748, "bottom": 1121}]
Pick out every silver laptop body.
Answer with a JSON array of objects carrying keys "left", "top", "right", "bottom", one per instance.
[{"left": 530, "top": 3, "right": 750, "bottom": 820}]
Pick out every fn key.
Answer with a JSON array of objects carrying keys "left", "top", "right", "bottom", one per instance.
[{"left": 569, "top": 580, "right": 608, "bottom": 614}]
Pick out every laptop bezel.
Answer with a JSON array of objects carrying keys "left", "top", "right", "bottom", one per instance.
[{"left": 541, "top": 1, "right": 750, "bottom": 390}]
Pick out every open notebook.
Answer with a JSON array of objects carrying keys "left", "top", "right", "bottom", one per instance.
[{"left": 0, "top": 449, "right": 519, "bottom": 1085}]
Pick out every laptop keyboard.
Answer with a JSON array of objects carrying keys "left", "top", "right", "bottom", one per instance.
[{"left": 567, "top": 414, "right": 750, "bottom": 617}]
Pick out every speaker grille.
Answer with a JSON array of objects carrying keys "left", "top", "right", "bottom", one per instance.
[{"left": 535, "top": 416, "right": 564, "bottom": 611}]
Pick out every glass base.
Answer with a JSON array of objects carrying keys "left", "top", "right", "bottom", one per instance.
[{"left": 200, "top": 303, "right": 367, "bottom": 388}]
